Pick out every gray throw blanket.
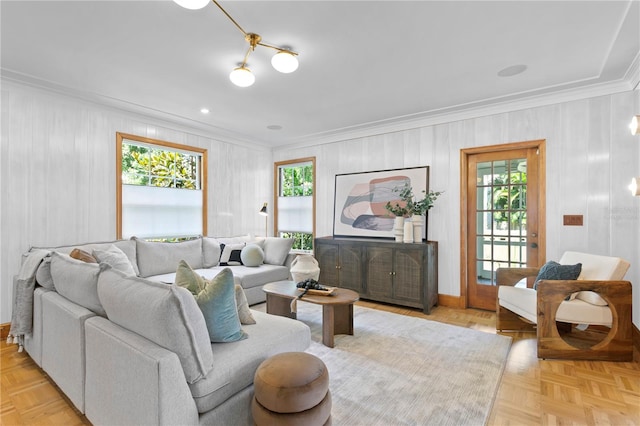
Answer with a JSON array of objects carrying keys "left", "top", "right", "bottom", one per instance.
[{"left": 8, "top": 248, "right": 51, "bottom": 352}]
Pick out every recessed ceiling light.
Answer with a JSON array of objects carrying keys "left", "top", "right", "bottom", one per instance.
[
  {"left": 267, "top": 125, "right": 283, "bottom": 130},
  {"left": 200, "top": 108, "right": 210, "bottom": 114},
  {"left": 497, "top": 64, "right": 527, "bottom": 77}
]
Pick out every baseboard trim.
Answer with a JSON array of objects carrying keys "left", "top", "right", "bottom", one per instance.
[
  {"left": 437, "top": 294, "right": 465, "bottom": 309},
  {"left": 0, "top": 322, "right": 10, "bottom": 340}
]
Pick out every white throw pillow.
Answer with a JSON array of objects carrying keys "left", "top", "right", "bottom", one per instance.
[
  {"left": 97, "top": 265, "right": 214, "bottom": 383},
  {"left": 93, "top": 245, "right": 137, "bottom": 276},
  {"left": 202, "top": 237, "right": 221, "bottom": 268},
  {"left": 261, "top": 237, "right": 294, "bottom": 265},
  {"left": 240, "top": 244, "right": 264, "bottom": 267},
  {"left": 220, "top": 243, "right": 246, "bottom": 266},
  {"left": 50, "top": 252, "right": 105, "bottom": 316}
]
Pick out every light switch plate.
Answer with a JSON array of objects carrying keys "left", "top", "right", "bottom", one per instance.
[{"left": 563, "top": 215, "right": 583, "bottom": 226}]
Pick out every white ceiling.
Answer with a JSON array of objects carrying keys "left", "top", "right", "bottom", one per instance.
[{"left": 2, "top": 1, "right": 639, "bottom": 148}]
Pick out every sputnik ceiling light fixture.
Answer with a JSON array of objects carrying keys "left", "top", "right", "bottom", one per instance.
[{"left": 173, "top": 0, "right": 299, "bottom": 87}]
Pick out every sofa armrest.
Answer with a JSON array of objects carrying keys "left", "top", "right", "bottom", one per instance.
[
  {"left": 84, "top": 316, "right": 199, "bottom": 426},
  {"left": 496, "top": 267, "right": 540, "bottom": 287}
]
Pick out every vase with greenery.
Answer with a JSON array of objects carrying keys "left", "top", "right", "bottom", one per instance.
[
  {"left": 386, "top": 182, "right": 443, "bottom": 242},
  {"left": 385, "top": 189, "right": 411, "bottom": 241},
  {"left": 410, "top": 188, "right": 443, "bottom": 241}
]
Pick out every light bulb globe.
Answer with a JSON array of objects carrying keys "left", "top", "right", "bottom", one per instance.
[
  {"left": 173, "top": 0, "right": 209, "bottom": 10},
  {"left": 229, "top": 67, "right": 255, "bottom": 87},
  {"left": 629, "top": 115, "right": 639, "bottom": 135},
  {"left": 271, "top": 51, "right": 299, "bottom": 74},
  {"left": 629, "top": 177, "right": 640, "bottom": 196}
]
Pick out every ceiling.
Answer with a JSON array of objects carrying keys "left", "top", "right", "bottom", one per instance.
[{"left": 2, "top": 1, "right": 639, "bottom": 148}]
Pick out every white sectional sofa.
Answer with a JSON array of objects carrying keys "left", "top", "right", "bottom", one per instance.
[{"left": 17, "top": 235, "right": 311, "bottom": 425}]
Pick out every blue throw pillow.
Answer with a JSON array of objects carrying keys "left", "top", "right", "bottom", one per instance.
[
  {"left": 533, "top": 261, "right": 582, "bottom": 290},
  {"left": 175, "top": 262, "right": 247, "bottom": 343}
]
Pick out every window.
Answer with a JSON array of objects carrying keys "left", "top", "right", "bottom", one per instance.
[
  {"left": 116, "top": 133, "right": 207, "bottom": 240},
  {"left": 274, "top": 158, "right": 315, "bottom": 252}
]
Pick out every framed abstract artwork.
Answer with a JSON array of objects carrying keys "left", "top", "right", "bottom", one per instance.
[{"left": 333, "top": 166, "right": 429, "bottom": 238}]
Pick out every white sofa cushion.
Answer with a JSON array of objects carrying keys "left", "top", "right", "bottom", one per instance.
[
  {"left": 559, "top": 251, "right": 630, "bottom": 280},
  {"left": 498, "top": 285, "right": 613, "bottom": 327},
  {"left": 50, "top": 252, "right": 105, "bottom": 317},
  {"left": 146, "top": 265, "right": 290, "bottom": 292},
  {"left": 202, "top": 237, "right": 221, "bottom": 268},
  {"left": 559, "top": 251, "right": 630, "bottom": 306},
  {"left": 97, "top": 266, "right": 214, "bottom": 384},
  {"left": 188, "top": 310, "right": 311, "bottom": 413},
  {"left": 93, "top": 245, "right": 137, "bottom": 276},
  {"left": 556, "top": 299, "right": 612, "bottom": 326},
  {"left": 135, "top": 237, "right": 203, "bottom": 277},
  {"left": 498, "top": 286, "right": 537, "bottom": 323},
  {"left": 33, "top": 239, "right": 139, "bottom": 289},
  {"left": 255, "top": 237, "right": 294, "bottom": 266}
]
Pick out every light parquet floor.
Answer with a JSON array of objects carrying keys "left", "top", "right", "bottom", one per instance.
[{"left": 1, "top": 301, "right": 638, "bottom": 425}]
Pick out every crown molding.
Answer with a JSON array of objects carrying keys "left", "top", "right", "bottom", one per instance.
[
  {"left": 277, "top": 77, "right": 638, "bottom": 151},
  {"left": 3, "top": 66, "right": 637, "bottom": 153},
  {"left": 627, "top": 50, "right": 640, "bottom": 90},
  {"left": 0, "top": 69, "right": 271, "bottom": 152}
]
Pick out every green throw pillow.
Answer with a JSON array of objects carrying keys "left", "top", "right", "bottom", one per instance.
[
  {"left": 534, "top": 261, "right": 582, "bottom": 290},
  {"left": 175, "top": 261, "right": 247, "bottom": 343}
]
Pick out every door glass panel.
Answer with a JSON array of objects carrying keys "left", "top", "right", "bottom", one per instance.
[{"left": 474, "top": 156, "right": 527, "bottom": 286}]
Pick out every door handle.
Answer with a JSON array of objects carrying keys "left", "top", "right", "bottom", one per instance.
[{"left": 530, "top": 243, "right": 538, "bottom": 248}]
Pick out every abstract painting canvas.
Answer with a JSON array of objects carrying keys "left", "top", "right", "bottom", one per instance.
[{"left": 333, "top": 166, "right": 429, "bottom": 238}]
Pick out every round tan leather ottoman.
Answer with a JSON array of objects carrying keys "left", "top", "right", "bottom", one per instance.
[{"left": 252, "top": 352, "right": 331, "bottom": 426}]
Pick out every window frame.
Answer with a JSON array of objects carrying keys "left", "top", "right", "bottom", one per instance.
[
  {"left": 116, "top": 132, "right": 208, "bottom": 239},
  {"left": 273, "top": 157, "right": 316, "bottom": 252}
]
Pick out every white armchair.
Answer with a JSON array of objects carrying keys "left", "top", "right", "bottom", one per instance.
[{"left": 496, "top": 251, "right": 632, "bottom": 361}]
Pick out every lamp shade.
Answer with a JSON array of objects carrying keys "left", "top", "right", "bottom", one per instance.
[
  {"left": 271, "top": 51, "right": 299, "bottom": 73},
  {"left": 229, "top": 66, "right": 255, "bottom": 87},
  {"left": 259, "top": 202, "right": 268, "bottom": 216},
  {"left": 630, "top": 115, "right": 640, "bottom": 135},
  {"left": 173, "top": 0, "right": 209, "bottom": 10},
  {"left": 629, "top": 177, "right": 640, "bottom": 196}
]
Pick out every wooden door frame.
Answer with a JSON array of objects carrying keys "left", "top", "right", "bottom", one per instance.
[{"left": 459, "top": 140, "right": 546, "bottom": 309}]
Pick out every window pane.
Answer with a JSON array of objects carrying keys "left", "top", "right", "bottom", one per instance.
[
  {"left": 122, "top": 186, "right": 202, "bottom": 239},
  {"left": 120, "top": 138, "right": 205, "bottom": 240}
]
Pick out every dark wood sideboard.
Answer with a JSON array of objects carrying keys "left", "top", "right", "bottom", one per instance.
[{"left": 314, "top": 236, "right": 438, "bottom": 314}]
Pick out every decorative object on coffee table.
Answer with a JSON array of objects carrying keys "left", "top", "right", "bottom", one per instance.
[
  {"left": 290, "top": 254, "right": 320, "bottom": 283},
  {"left": 252, "top": 352, "right": 331, "bottom": 426}
]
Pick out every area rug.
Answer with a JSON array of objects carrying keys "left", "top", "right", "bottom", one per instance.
[{"left": 296, "top": 303, "right": 512, "bottom": 426}]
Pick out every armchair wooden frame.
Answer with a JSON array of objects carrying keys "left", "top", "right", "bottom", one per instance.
[
  {"left": 496, "top": 267, "right": 633, "bottom": 362},
  {"left": 536, "top": 280, "right": 632, "bottom": 361}
]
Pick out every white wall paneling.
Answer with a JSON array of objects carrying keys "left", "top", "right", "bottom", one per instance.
[
  {"left": 0, "top": 81, "right": 272, "bottom": 323},
  {"left": 274, "top": 90, "right": 640, "bottom": 328},
  {"left": 2, "top": 79, "right": 638, "bottom": 330}
]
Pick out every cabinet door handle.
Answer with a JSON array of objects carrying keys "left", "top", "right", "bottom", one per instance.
[{"left": 389, "top": 272, "right": 393, "bottom": 275}]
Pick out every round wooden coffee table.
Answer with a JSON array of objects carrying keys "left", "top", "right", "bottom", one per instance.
[{"left": 263, "top": 281, "right": 359, "bottom": 348}]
